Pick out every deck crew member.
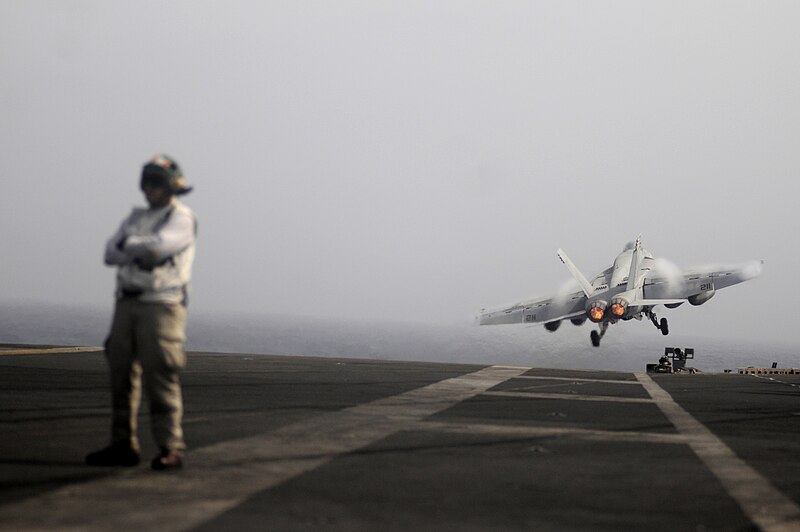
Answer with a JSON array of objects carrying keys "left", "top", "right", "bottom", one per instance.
[{"left": 86, "top": 154, "right": 197, "bottom": 470}]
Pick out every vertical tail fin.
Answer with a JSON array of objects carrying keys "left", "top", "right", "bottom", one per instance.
[
  {"left": 557, "top": 249, "right": 594, "bottom": 297},
  {"left": 626, "top": 235, "right": 644, "bottom": 291}
]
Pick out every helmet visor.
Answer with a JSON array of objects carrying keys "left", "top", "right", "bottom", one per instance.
[{"left": 140, "top": 170, "right": 171, "bottom": 190}]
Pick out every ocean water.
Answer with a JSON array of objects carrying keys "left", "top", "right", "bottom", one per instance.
[{"left": 1, "top": 300, "right": 797, "bottom": 373}]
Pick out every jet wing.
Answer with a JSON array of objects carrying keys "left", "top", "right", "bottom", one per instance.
[
  {"left": 479, "top": 290, "right": 587, "bottom": 326},
  {"left": 642, "top": 260, "right": 763, "bottom": 300},
  {"left": 683, "top": 260, "right": 763, "bottom": 289}
]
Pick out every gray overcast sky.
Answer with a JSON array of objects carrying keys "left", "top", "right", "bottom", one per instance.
[{"left": 2, "top": 1, "right": 799, "bottom": 346}]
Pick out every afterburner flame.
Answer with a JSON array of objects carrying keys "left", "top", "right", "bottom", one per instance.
[
  {"left": 610, "top": 303, "right": 625, "bottom": 317},
  {"left": 589, "top": 306, "right": 604, "bottom": 322}
]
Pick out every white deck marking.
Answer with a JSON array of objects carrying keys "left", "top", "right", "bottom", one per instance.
[
  {"left": 482, "top": 390, "right": 653, "bottom": 404},
  {"left": 0, "top": 346, "right": 103, "bottom": 356},
  {"left": 417, "top": 421, "right": 690, "bottom": 444},
  {"left": 636, "top": 372, "right": 800, "bottom": 532},
  {"left": 750, "top": 373, "right": 800, "bottom": 390},
  {"left": 513, "top": 375, "right": 640, "bottom": 385},
  {"left": 0, "top": 365, "right": 529, "bottom": 532}
]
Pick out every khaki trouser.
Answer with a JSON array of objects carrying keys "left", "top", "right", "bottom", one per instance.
[{"left": 105, "top": 298, "right": 187, "bottom": 453}]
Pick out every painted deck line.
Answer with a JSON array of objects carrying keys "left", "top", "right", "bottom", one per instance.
[
  {"left": 636, "top": 372, "right": 800, "bottom": 532},
  {"left": 482, "top": 390, "right": 654, "bottom": 404},
  {"left": 0, "top": 365, "right": 529, "bottom": 532},
  {"left": 513, "top": 375, "right": 640, "bottom": 385},
  {"left": 416, "top": 420, "right": 690, "bottom": 445},
  {"left": 0, "top": 346, "right": 103, "bottom": 356},
  {"left": 749, "top": 374, "right": 800, "bottom": 390}
]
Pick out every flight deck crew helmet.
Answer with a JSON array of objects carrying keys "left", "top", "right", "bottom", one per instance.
[{"left": 141, "top": 154, "right": 193, "bottom": 195}]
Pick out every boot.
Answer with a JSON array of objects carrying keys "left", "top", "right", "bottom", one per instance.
[
  {"left": 85, "top": 441, "right": 140, "bottom": 467},
  {"left": 151, "top": 448, "right": 183, "bottom": 471}
]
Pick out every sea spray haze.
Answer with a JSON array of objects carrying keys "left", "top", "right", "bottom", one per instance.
[{"left": 1, "top": 301, "right": 796, "bottom": 372}]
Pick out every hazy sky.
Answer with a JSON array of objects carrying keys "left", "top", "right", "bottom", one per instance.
[{"left": 2, "top": 1, "right": 799, "bottom": 346}]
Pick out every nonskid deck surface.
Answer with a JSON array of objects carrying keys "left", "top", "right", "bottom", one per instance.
[{"left": 1, "top": 347, "right": 799, "bottom": 531}]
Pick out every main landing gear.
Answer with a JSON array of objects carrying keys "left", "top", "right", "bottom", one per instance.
[
  {"left": 590, "top": 322, "right": 609, "bottom": 347},
  {"left": 590, "top": 311, "right": 670, "bottom": 347},
  {"left": 647, "top": 310, "right": 669, "bottom": 336}
]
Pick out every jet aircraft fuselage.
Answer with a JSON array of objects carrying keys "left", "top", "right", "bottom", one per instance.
[{"left": 479, "top": 237, "right": 762, "bottom": 346}]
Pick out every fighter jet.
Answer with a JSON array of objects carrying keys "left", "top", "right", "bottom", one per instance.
[{"left": 478, "top": 237, "right": 763, "bottom": 347}]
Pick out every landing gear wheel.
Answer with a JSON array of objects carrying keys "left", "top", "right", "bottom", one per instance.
[
  {"left": 660, "top": 318, "right": 669, "bottom": 336},
  {"left": 590, "top": 330, "right": 601, "bottom": 347}
]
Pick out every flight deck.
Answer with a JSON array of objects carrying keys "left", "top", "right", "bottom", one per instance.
[{"left": 1, "top": 346, "right": 799, "bottom": 531}]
